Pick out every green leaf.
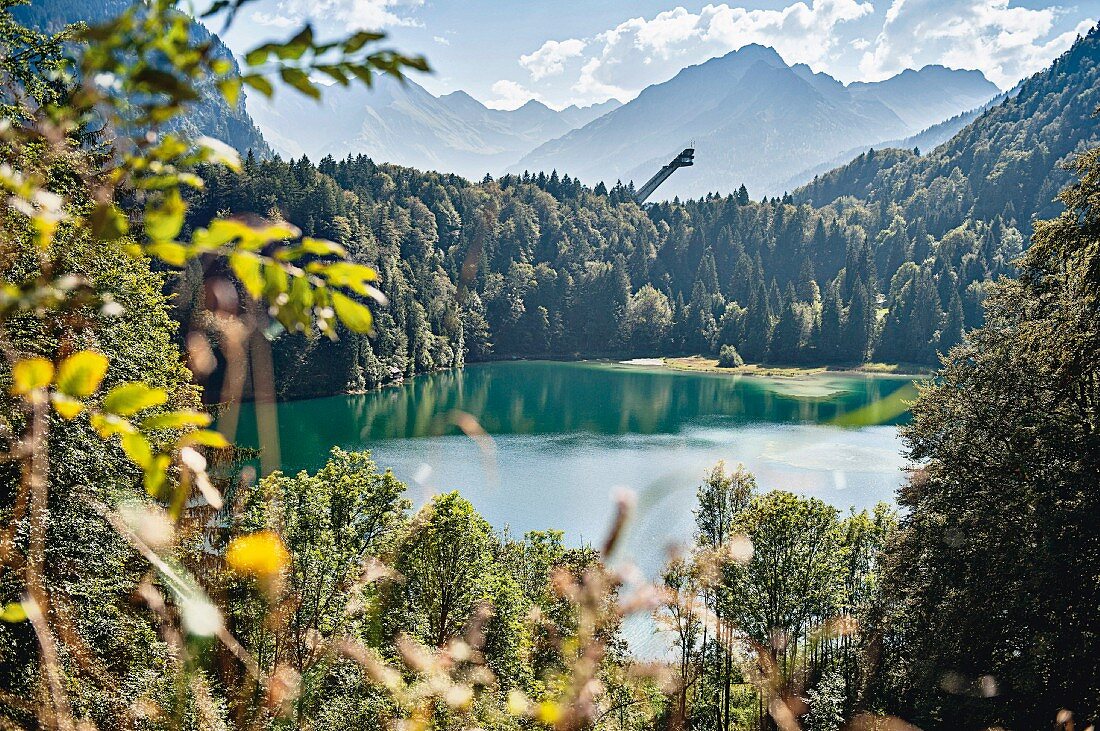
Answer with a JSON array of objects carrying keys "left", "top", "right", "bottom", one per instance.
[
  {"left": 279, "top": 25, "right": 314, "bottom": 60},
  {"left": 192, "top": 218, "right": 251, "bottom": 250},
  {"left": 89, "top": 203, "right": 129, "bottom": 241},
  {"left": 343, "top": 30, "right": 385, "bottom": 53},
  {"left": 241, "top": 74, "right": 274, "bottom": 97},
  {"left": 56, "top": 351, "right": 109, "bottom": 398},
  {"left": 263, "top": 262, "right": 290, "bottom": 300},
  {"left": 121, "top": 432, "right": 153, "bottom": 469},
  {"left": 12, "top": 357, "right": 53, "bottom": 395},
  {"left": 145, "top": 189, "right": 186, "bottom": 242},
  {"left": 314, "top": 261, "right": 378, "bottom": 295},
  {"left": 50, "top": 393, "right": 84, "bottom": 420},
  {"left": 140, "top": 411, "right": 212, "bottom": 431},
  {"left": 300, "top": 237, "right": 347, "bottom": 257},
  {"left": 274, "top": 237, "right": 347, "bottom": 261},
  {"left": 280, "top": 67, "right": 320, "bottom": 99},
  {"left": 245, "top": 45, "right": 273, "bottom": 67},
  {"left": 103, "top": 382, "right": 168, "bottom": 417},
  {"left": 185, "top": 429, "right": 231, "bottom": 448},
  {"left": 218, "top": 77, "right": 242, "bottom": 106},
  {"left": 146, "top": 241, "right": 190, "bottom": 267},
  {"left": 316, "top": 65, "right": 349, "bottom": 86},
  {"left": 0, "top": 602, "right": 27, "bottom": 623},
  {"left": 331, "top": 291, "right": 374, "bottom": 333},
  {"left": 230, "top": 252, "right": 264, "bottom": 299},
  {"left": 144, "top": 454, "right": 171, "bottom": 497},
  {"left": 91, "top": 412, "right": 136, "bottom": 438}
]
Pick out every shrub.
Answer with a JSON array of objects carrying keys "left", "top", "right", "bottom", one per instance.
[{"left": 718, "top": 345, "right": 744, "bottom": 368}]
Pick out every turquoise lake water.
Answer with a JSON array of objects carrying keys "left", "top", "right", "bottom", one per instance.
[{"left": 234, "top": 360, "right": 915, "bottom": 574}]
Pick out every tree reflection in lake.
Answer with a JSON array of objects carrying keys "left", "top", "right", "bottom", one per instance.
[{"left": 238, "top": 361, "right": 916, "bottom": 470}]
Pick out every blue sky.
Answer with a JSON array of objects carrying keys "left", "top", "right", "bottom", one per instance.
[{"left": 215, "top": 0, "right": 1099, "bottom": 109}]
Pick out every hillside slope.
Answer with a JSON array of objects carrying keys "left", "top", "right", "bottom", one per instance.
[
  {"left": 247, "top": 78, "right": 619, "bottom": 177},
  {"left": 796, "top": 24, "right": 1100, "bottom": 234}
]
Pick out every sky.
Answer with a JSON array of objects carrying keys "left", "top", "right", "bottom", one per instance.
[{"left": 214, "top": 0, "right": 1099, "bottom": 109}]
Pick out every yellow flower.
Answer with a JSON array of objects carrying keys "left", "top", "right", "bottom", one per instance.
[
  {"left": 225, "top": 531, "right": 290, "bottom": 577},
  {"left": 536, "top": 700, "right": 563, "bottom": 725}
]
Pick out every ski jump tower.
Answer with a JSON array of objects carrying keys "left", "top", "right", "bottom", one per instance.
[{"left": 634, "top": 147, "right": 695, "bottom": 204}]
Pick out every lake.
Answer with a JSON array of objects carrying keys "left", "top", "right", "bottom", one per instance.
[{"left": 234, "top": 360, "right": 915, "bottom": 576}]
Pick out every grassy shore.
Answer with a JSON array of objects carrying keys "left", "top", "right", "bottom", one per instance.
[{"left": 656, "top": 356, "right": 934, "bottom": 378}]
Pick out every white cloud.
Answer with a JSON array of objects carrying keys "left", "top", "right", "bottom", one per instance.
[
  {"left": 520, "top": 39, "right": 587, "bottom": 80},
  {"left": 486, "top": 80, "right": 544, "bottom": 110},
  {"left": 250, "top": 0, "right": 424, "bottom": 31},
  {"left": 515, "top": 0, "right": 1094, "bottom": 106},
  {"left": 249, "top": 10, "right": 297, "bottom": 29},
  {"left": 528, "top": 0, "right": 873, "bottom": 103},
  {"left": 859, "top": 0, "right": 1093, "bottom": 86},
  {"left": 433, "top": 35, "right": 451, "bottom": 45}
]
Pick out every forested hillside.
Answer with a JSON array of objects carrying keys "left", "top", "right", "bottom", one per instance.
[
  {"left": 14, "top": 0, "right": 271, "bottom": 156},
  {"left": 796, "top": 24, "right": 1100, "bottom": 231}
]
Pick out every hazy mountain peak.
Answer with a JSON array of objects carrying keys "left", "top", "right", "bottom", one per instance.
[
  {"left": 440, "top": 89, "right": 484, "bottom": 106},
  {"left": 723, "top": 43, "right": 785, "bottom": 63},
  {"left": 248, "top": 75, "right": 622, "bottom": 178}
]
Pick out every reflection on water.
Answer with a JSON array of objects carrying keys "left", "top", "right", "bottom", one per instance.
[{"left": 236, "top": 361, "right": 916, "bottom": 473}]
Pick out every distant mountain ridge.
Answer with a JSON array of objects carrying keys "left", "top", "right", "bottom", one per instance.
[
  {"left": 511, "top": 44, "right": 999, "bottom": 199},
  {"left": 776, "top": 86, "right": 1017, "bottom": 192},
  {"left": 247, "top": 78, "right": 619, "bottom": 177}
]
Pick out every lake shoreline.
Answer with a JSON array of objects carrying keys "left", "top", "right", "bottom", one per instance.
[
  {"left": 649, "top": 355, "right": 934, "bottom": 379},
  {"left": 249, "top": 356, "right": 929, "bottom": 405}
]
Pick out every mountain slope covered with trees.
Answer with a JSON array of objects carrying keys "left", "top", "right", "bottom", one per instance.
[{"left": 14, "top": 0, "right": 271, "bottom": 156}]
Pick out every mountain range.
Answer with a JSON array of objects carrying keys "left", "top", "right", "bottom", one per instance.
[
  {"left": 247, "top": 78, "right": 619, "bottom": 178},
  {"left": 23, "top": 1, "right": 1027, "bottom": 205},
  {"left": 511, "top": 44, "right": 999, "bottom": 199}
]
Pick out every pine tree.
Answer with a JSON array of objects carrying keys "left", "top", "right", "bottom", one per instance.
[
  {"left": 843, "top": 280, "right": 874, "bottom": 362},
  {"left": 740, "top": 283, "right": 773, "bottom": 362}
]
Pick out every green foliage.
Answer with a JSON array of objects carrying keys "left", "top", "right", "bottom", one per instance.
[
  {"left": 621, "top": 284, "right": 673, "bottom": 353},
  {"left": 722, "top": 491, "right": 846, "bottom": 661},
  {"left": 664, "top": 462, "right": 897, "bottom": 731},
  {"left": 804, "top": 668, "right": 846, "bottom": 731},
  {"left": 717, "top": 344, "right": 743, "bottom": 368},
  {"left": 868, "top": 146, "right": 1100, "bottom": 728},
  {"left": 223, "top": 453, "right": 654, "bottom": 731},
  {"left": 387, "top": 492, "right": 496, "bottom": 648}
]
